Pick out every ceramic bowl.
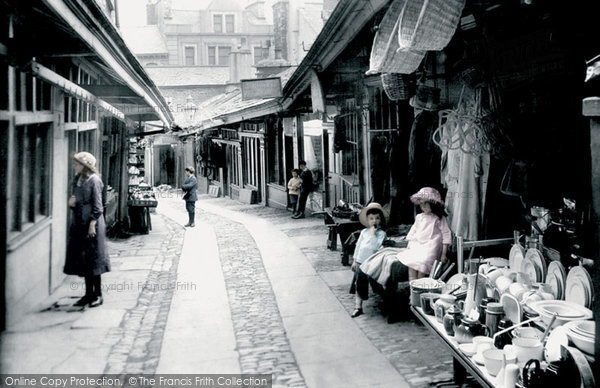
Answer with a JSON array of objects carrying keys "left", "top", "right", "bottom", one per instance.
[
  {"left": 459, "top": 343, "right": 477, "bottom": 357},
  {"left": 512, "top": 327, "right": 544, "bottom": 341},
  {"left": 473, "top": 336, "right": 493, "bottom": 347},
  {"left": 482, "top": 348, "right": 517, "bottom": 376},
  {"left": 566, "top": 330, "right": 595, "bottom": 355},
  {"left": 530, "top": 301, "right": 593, "bottom": 328}
]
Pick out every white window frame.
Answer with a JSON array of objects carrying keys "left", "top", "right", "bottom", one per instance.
[
  {"left": 183, "top": 45, "right": 197, "bottom": 66},
  {"left": 212, "top": 13, "right": 235, "bottom": 33},
  {"left": 207, "top": 45, "right": 232, "bottom": 66}
]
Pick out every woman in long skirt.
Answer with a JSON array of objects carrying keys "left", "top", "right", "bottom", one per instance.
[{"left": 64, "top": 152, "right": 111, "bottom": 307}]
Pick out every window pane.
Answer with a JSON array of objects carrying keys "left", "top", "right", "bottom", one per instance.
[
  {"left": 208, "top": 46, "right": 216, "bottom": 65},
  {"left": 184, "top": 46, "right": 195, "bottom": 66},
  {"left": 219, "top": 46, "right": 231, "bottom": 66},
  {"left": 213, "top": 14, "right": 222, "bottom": 32},
  {"left": 225, "top": 15, "right": 234, "bottom": 33}
]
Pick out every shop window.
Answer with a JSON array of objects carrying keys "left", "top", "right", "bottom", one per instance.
[
  {"left": 9, "top": 123, "right": 51, "bottom": 232},
  {"left": 184, "top": 46, "right": 196, "bottom": 66},
  {"left": 15, "top": 70, "right": 34, "bottom": 112},
  {"left": 225, "top": 15, "right": 235, "bottom": 33},
  {"left": 267, "top": 120, "right": 285, "bottom": 186},
  {"left": 242, "top": 137, "right": 259, "bottom": 188},
  {"left": 228, "top": 144, "right": 240, "bottom": 187},
  {"left": 78, "top": 130, "right": 96, "bottom": 156},
  {"left": 213, "top": 14, "right": 223, "bottom": 33}
]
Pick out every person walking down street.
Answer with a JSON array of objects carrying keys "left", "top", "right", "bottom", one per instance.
[
  {"left": 64, "top": 152, "right": 111, "bottom": 308},
  {"left": 292, "top": 161, "right": 313, "bottom": 219},
  {"left": 350, "top": 202, "right": 389, "bottom": 317},
  {"left": 287, "top": 168, "right": 302, "bottom": 214},
  {"left": 182, "top": 166, "right": 198, "bottom": 227}
]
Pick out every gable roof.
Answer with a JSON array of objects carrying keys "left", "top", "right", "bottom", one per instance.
[
  {"left": 146, "top": 66, "right": 231, "bottom": 87},
  {"left": 120, "top": 25, "right": 168, "bottom": 55}
]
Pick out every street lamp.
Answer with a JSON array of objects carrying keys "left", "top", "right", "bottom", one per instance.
[{"left": 184, "top": 94, "right": 197, "bottom": 122}]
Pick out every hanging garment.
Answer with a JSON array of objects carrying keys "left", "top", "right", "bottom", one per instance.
[
  {"left": 371, "top": 134, "right": 390, "bottom": 204},
  {"left": 334, "top": 115, "right": 348, "bottom": 152},
  {"left": 408, "top": 110, "right": 442, "bottom": 193},
  {"left": 443, "top": 127, "right": 490, "bottom": 241}
]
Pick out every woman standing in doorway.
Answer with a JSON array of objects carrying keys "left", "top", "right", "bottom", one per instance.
[{"left": 64, "top": 152, "right": 111, "bottom": 308}]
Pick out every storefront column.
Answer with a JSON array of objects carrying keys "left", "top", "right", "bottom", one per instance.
[
  {"left": 582, "top": 97, "right": 600, "bottom": 361},
  {"left": 259, "top": 137, "right": 266, "bottom": 206},
  {"left": 361, "top": 103, "right": 372, "bottom": 204}
]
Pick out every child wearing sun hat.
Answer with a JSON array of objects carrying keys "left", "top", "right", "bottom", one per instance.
[
  {"left": 350, "top": 202, "right": 389, "bottom": 318},
  {"left": 396, "top": 187, "right": 451, "bottom": 281}
]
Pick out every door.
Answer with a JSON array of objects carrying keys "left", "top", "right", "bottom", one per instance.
[{"left": 328, "top": 111, "right": 361, "bottom": 206}]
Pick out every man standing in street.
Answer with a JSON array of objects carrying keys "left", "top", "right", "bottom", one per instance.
[
  {"left": 293, "top": 161, "right": 313, "bottom": 219},
  {"left": 182, "top": 166, "right": 197, "bottom": 227}
]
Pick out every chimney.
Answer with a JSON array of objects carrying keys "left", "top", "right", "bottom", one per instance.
[
  {"left": 272, "top": 0, "right": 289, "bottom": 61},
  {"left": 146, "top": 1, "right": 158, "bottom": 25},
  {"left": 229, "top": 49, "right": 254, "bottom": 83}
]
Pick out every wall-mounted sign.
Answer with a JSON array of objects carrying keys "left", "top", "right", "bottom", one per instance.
[{"left": 241, "top": 77, "right": 282, "bottom": 100}]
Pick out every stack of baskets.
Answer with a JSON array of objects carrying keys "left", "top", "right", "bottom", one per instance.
[{"left": 381, "top": 73, "right": 416, "bottom": 101}]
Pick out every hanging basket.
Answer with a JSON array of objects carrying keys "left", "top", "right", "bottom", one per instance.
[
  {"left": 398, "top": 0, "right": 466, "bottom": 51},
  {"left": 381, "top": 73, "right": 416, "bottom": 101},
  {"left": 366, "top": 0, "right": 408, "bottom": 75},
  {"left": 386, "top": 47, "right": 426, "bottom": 74}
]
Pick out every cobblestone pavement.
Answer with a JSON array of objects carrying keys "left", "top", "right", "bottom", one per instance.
[
  {"left": 104, "top": 214, "right": 185, "bottom": 374},
  {"left": 195, "top": 196, "right": 478, "bottom": 388},
  {"left": 199, "top": 209, "right": 307, "bottom": 387}
]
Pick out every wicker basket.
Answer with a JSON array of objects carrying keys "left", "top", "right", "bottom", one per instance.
[
  {"left": 398, "top": 0, "right": 466, "bottom": 51},
  {"left": 381, "top": 73, "right": 416, "bottom": 101},
  {"left": 366, "top": 0, "right": 407, "bottom": 75},
  {"left": 385, "top": 47, "right": 425, "bottom": 74}
]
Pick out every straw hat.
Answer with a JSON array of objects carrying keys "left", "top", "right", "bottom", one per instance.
[
  {"left": 410, "top": 187, "right": 443, "bottom": 206},
  {"left": 359, "top": 202, "right": 390, "bottom": 227},
  {"left": 73, "top": 152, "right": 98, "bottom": 173}
]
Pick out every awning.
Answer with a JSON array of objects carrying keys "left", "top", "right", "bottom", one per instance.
[{"left": 30, "top": 60, "right": 125, "bottom": 120}]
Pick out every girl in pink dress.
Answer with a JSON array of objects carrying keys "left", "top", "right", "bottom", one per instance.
[{"left": 397, "top": 187, "right": 451, "bottom": 281}]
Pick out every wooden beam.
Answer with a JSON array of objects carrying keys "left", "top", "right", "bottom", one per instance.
[{"left": 80, "top": 84, "right": 140, "bottom": 98}]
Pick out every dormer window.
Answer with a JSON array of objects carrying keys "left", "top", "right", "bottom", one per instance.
[{"left": 213, "top": 14, "right": 235, "bottom": 33}]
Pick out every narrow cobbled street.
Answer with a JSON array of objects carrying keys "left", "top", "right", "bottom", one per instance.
[{"left": 2, "top": 194, "right": 470, "bottom": 388}]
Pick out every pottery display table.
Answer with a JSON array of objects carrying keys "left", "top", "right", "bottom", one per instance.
[{"left": 411, "top": 306, "right": 496, "bottom": 388}]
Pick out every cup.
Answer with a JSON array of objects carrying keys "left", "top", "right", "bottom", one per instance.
[
  {"left": 508, "top": 283, "right": 527, "bottom": 301},
  {"left": 482, "top": 348, "right": 517, "bottom": 376},
  {"left": 511, "top": 337, "right": 543, "bottom": 364},
  {"left": 496, "top": 276, "right": 513, "bottom": 294}
]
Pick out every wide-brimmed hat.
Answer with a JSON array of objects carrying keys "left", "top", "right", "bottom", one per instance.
[
  {"left": 359, "top": 202, "right": 390, "bottom": 227},
  {"left": 410, "top": 187, "right": 443, "bottom": 206},
  {"left": 73, "top": 152, "right": 98, "bottom": 173},
  {"left": 409, "top": 84, "right": 441, "bottom": 111}
]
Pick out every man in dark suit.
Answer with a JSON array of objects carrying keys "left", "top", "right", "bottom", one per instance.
[
  {"left": 182, "top": 166, "right": 198, "bottom": 227},
  {"left": 293, "top": 161, "right": 313, "bottom": 219}
]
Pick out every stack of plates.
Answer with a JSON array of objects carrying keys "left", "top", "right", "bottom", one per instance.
[
  {"left": 509, "top": 244, "right": 525, "bottom": 272},
  {"left": 565, "top": 266, "right": 594, "bottom": 308},
  {"left": 525, "top": 248, "right": 547, "bottom": 281},
  {"left": 564, "top": 320, "right": 595, "bottom": 355},
  {"left": 545, "top": 261, "right": 567, "bottom": 300},
  {"left": 520, "top": 256, "right": 540, "bottom": 283}
]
